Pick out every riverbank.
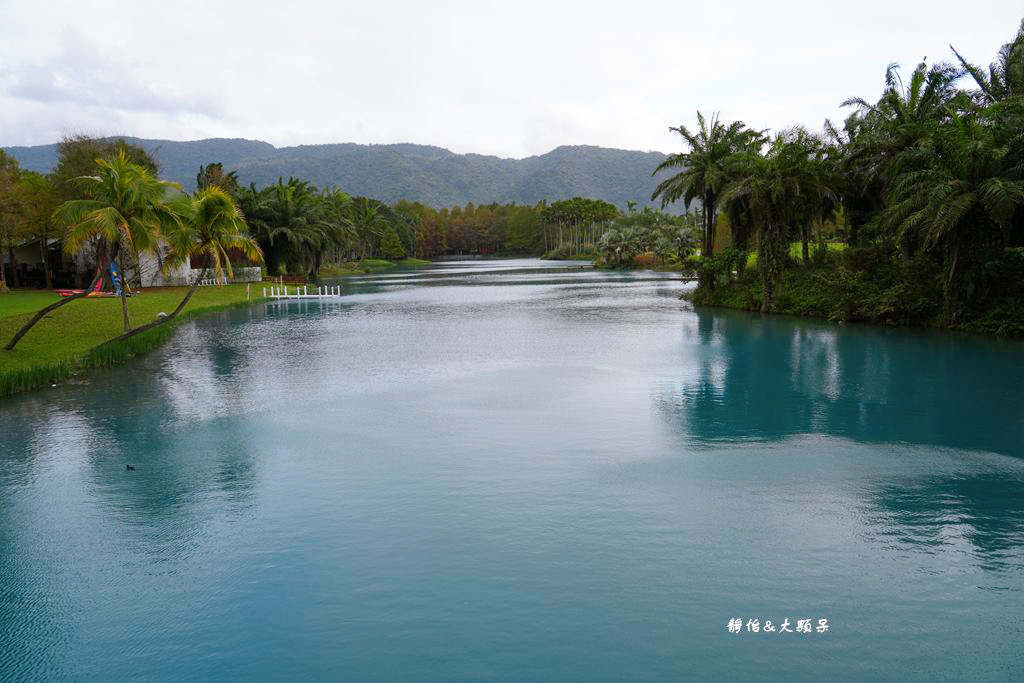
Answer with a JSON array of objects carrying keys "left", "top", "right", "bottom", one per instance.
[
  {"left": 0, "top": 284, "right": 267, "bottom": 398},
  {"left": 318, "top": 258, "right": 432, "bottom": 276},
  {"left": 690, "top": 249, "right": 1024, "bottom": 337}
]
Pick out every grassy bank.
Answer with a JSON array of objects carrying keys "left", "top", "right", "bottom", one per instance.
[
  {"left": 691, "top": 247, "right": 1024, "bottom": 337},
  {"left": 318, "top": 258, "right": 432, "bottom": 276},
  {"left": 0, "top": 284, "right": 266, "bottom": 398}
]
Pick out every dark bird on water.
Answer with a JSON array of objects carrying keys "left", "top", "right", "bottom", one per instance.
[{"left": 126, "top": 464, "right": 135, "bottom": 471}]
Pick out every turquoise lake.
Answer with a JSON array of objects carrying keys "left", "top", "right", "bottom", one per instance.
[{"left": 1, "top": 259, "right": 1022, "bottom": 680}]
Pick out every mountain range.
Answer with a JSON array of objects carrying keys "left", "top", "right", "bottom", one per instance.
[{"left": 3, "top": 137, "right": 682, "bottom": 213}]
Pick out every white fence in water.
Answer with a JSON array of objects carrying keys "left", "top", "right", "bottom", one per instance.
[{"left": 264, "top": 285, "right": 343, "bottom": 299}]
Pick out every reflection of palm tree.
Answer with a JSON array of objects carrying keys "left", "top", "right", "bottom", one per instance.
[
  {"left": 658, "top": 309, "right": 1024, "bottom": 457},
  {"left": 869, "top": 473, "right": 1024, "bottom": 571}
]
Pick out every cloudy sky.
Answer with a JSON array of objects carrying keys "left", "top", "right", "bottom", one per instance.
[{"left": 1, "top": 1, "right": 1020, "bottom": 158}]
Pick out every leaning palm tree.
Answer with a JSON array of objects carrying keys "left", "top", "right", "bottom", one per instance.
[
  {"left": 115, "top": 186, "right": 263, "bottom": 341},
  {"left": 652, "top": 112, "right": 766, "bottom": 279},
  {"left": 5, "top": 151, "right": 180, "bottom": 350}
]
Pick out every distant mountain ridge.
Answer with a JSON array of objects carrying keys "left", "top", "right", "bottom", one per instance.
[{"left": 3, "top": 137, "right": 681, "bottom": 213}]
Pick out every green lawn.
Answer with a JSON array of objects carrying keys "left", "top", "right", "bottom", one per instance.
[
  {"left": 0, "top": 290, "right": 68, "bottom": 318},
  {"left": 0, "top": 284, "right": 264, "bottom": 396}
]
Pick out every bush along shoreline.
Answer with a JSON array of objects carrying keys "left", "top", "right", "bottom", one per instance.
[{"left": 688, "top": 246, "right": 1024, "bottom": 338}]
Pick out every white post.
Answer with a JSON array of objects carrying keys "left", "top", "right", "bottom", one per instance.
[{"left": 304, "top": 285, "right": 308, "bottom": 296}]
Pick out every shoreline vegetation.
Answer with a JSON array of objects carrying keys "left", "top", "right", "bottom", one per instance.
[{"left": 651, "top": 20, "right": 1024, "bottom": 338}]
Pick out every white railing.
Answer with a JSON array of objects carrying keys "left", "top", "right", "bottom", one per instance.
[{"left": 264, "top": 285, "right": 343, "bottom": 299}]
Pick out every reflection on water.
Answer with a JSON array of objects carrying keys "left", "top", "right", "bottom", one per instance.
[
  {"left": 660, "top": 309, "right": 1024, "bottom": 456},
  {"left": 1, "top": 259, "right": 1023, "bottom": 680},
  {"left": 867, "top": 472, "right": 1024, "bottom": 573}
]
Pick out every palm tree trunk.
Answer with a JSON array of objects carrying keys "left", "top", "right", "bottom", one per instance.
[
  {"left": 113, "top": 267, "right": 208, "bottom": 341},
  {"left": 119, "top": 286, "right": 132, "bottom": 333},
  {"left": 946, "top": 243, "right": 960, "bottom": 322},
  {"left": 5, "top": 269, "right": 104, "bottom": 350},
  {"left": 39, "top": 233, "right": 52, "bottom": 289},
  {"left": 7, "top": 242, "right": 19, "bottom": 287}
]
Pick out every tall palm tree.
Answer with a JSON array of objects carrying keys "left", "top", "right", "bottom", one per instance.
[
  {"left": 116, "top": 186, "right": 263, "bottom": 340},
  {"left": 350, "top": 197, "right": 392, "bottom": 259},
  {"left": 196, "top": 163, "right": 241, "bottom": 197},
  {"left": 315, "top": 187, "right": 357, "bottom": 272},
  {"left": 722, "top": 129, "right": 838, "bottom": 312},
  {"left": 651, "top": 111, "right": 766, "bottom": 276},
  {"left": 882, "top": 114, "right": 1024, "bottom": 320},
  {"left": 56, "top": 150, "right": 181, "bottom": 333},
  {"left": 241, "top": 178, "right": 323, "bottom": 275},
  {"left": 5, "top": 153, "right": 180, "bottom": 350},
  {"left": 0, "top": 150, "right": 22, "bottom": 293}
]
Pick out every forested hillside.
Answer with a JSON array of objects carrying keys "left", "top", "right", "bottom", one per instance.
[{"left": 3, "top": 138, "right": 675, "bottom": 212}]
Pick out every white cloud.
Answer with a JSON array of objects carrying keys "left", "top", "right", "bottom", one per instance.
[{"left": 0, "top": 0, "right": 1020, "bottom": 156}]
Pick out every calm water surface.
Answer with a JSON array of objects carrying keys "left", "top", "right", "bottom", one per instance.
[{"left": 1, "top": 259, "right": 1023, "bottom": 680}]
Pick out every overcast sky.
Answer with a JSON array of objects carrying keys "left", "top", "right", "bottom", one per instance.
[{"left": 1, "top": 1, "right": 1020, "bottom": 158}]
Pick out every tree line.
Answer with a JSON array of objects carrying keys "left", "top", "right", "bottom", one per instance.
[{"left": 653, "top": 19, "right": 1024, "bottom": 323}]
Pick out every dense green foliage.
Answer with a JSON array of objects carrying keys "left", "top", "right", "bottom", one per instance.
[
  {"left": 678, "top": 20, "right": 1024, "bottom": 333},
  {"left": 5, "top": 140, "right": 677, "bottom": 214}
]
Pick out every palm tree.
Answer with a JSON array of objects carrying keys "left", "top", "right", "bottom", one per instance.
[
  {"left": 196, "top": 163, "right": 241, "bottom": 197},
  {"left": 115, "top": 186, "right": 263, "bottom": 340},
  {"left": 952, "top": 19, "right": 1024, "bottom": 104},
  {"left": 309, "top": 187, "right": 356, "bottom": 276},
  {"left": 56, "top": 150, "right": 181, "bottom": 333},
  {"left": 241, "top": 178, "right": 323, "bottom": 275},
  {"left": 0, "top": 150, "right": 21, "bottom": 293},
  {"left": 652, "top": 111, "right": 766, "bottom": 282},
  {"left": 5, "top": 152, "right": 180, "bottom": 350},
  {"left": 837, "top": 61, "right": 960, "bottom": 250},
  {"left": 350, "top": 197, "right": 392, "bottom": 259},
  {"left": 722, "top": 129, "right": 838, "bottom": 312},
  {"left": 882, "top": 114, "right": 1024, "bottom": 320}
]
